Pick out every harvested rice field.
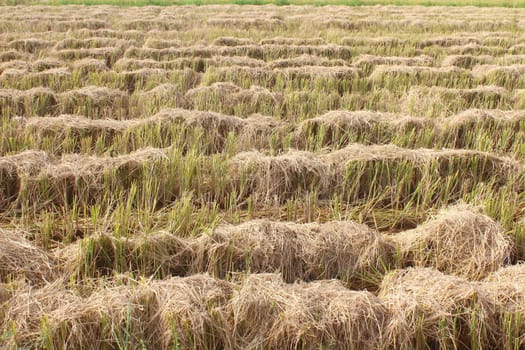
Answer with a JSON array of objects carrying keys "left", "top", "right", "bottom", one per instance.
[{"left": 2, "top": 4, "right": 525, "bottom": 349}]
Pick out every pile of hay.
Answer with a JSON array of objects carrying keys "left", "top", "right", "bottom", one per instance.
[
  {"left": 58, "top": 146, "right": 166, "bottom": 174},
  {"left": 495, "top": 54, "right": 525, "bottom": 65},
  {"left": 368, "top": 65, "right": 467, "bottom": 83},
  {"left": 7, "top": 38, "right": 54, "bottom": 53},
  {"left": 144, "top": 38, "right": 182, "bottom": 49},
  {"left": 406, "top": 85, "right": 507, "bottom": 117},
  {"left": 45, "top": 282, "right": 160, "bottom": 349},
  {"left": 341, "top": 36, "right": 407, "bottom": 47},
  {"left": 57, "top": 218, "right": 394, "bottom": 289},
  {"left": 416, "top": 36, "right": 480, "bottom": 48},
  {"left": 192, "top": 220, "right": 395, "bottom": 289},
  {"left": 53, "top": 37, "right": 132, "bottom": 50},
  {"left": 56, "top": 231, "right": 192, "bottom": 279},
  {"left": 206, "top": 17, "right": 284, "bottom": 29},
  {"left": 185, "top": 82, "right": 283, "bottom": 115},
  {"left": 23, "top": 114, "right": 130, "bottom": 141},
  {"left": 23, "top": 108, "right": 282, "bottom": 154},
  {"left": 255, "top": 43, "right": 352, "bottom": 60},
  {"left": 294, "top": 110, "right": 432, "bottom": 148},
  {"left": 277, "top": 65, "right": 360, "bottom": 80},
  {"left": 53, "top": 47, "right": 122, "bottom": 66},
  {"left": 483, "top": 264, "right": 525, "bottom": 349},
  {"left": 211, "top": 55, "right": 266, "bottom": 68},
  {"left": 229, "top": 273, "right": 388, "bottom": 350},
  {"left": 0, "top": 150, "right": 52, "bottom": 208},
  {"left": 229, "top": 145, "right": 519, "bottom": 202},
  {"left": 152, "top": 274, "right": 233, "bottom": 349},
  {"left": 72, "top": 58, "right": 109, "bottom": 75},
  {"left": 58, "top": 85, "right": 129, "bottom": 119},
  {"left": 259, "top": 37, "right": 325, "bottom": 45},
  {"left": 212, "top": 45, "right": 262, "bottom": 60},
  {"left": 391, "top": 204, "right": 511, "bottom": 280},
  {"left": 0, "top": 67, "right": 27, "bottom": 80},
  {"left": 0, "top": 148, "right": 167, "bottom": 207},
  {"left": 0, "top": 50, "right": 27, "bottom": 62},
  {"left": 269, "top": 54, "right": 346, "bottom": 69},
  {"left": 9, "top": 68, "right": 72, "bottom": 90},
  {"left": 444, "top": 109, "right": 525, "bottom": 149},
  {"left": 323, "top": 144, "right": 519, "bottom": 175},
  {"left": 154, "top": 108, "right": 246, "bottom": 136},
  {"left": 150, "top": 108, "right": 283, "bottom": 153},
  {"left": 131, "top": 83, "right": 187, "bottom": 112},
  {"left": 123, "top": 45, "right": 211, "bottom": 61},
  {"left": 2, "top": 281, "right": 79, "bottom": 348},
  {"left": 446, "top": 109, "right": 525, "bottom": 129},
  {"left": 0, "top": 229, "right": 55, "bottom": 285},
  {"left": 441, "top": 54, "right": 493, "bottom": 69},
  {"left": 0, "top": 87, "right": 58, "bottom": 116},
  {"left": 204, "top": 66, "right": 273, "bottom": 86},
  {"left": 471, "top": 64, "right": 525, "bottom": 81},
  {"left": 0, "top": 150, "right": 52, "bottom": 176},
  {"left": 32, "top": 58, "right": 64, "bottom": 72},
  {"left": 113, "top": 58, "right": 163, "bottom": 71},
  {"left": 379, "top": 267, "right": 499, "bottom": 349},
  {"left": 3, "top": 274, "right": 232, "bottom": 349},
  {"left": 0, "top": 60, "right": 29, "bottom": 74},
  {"left": 4, "top": 271, "right": 381, "bottom": 349},
  {"left": 213, "top": 36, "right": 255, "bottom": 46},
  {"left": 229, "top": 149, "right": 328, "bottom": 200},
  {"left": 353, "top": 54, "right": 434, "bottom": 68},
  {"left": 120, "top": 68, "right": 169, "bottom": 92},
  {"left": 447, "top": 43, "right": 504, "bottom": 56}
]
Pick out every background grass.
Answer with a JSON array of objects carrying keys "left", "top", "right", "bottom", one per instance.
[{"left": 1, "top": 0, "right": 524, "bottom": 7}]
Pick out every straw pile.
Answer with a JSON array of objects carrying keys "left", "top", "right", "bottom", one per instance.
[
  {"left": 2, "top": 281, "right": 80, "bottom": 348},
  {"left": 55, "top": 231, "right": 193, "bottom": 278},
  {"left": 379, "top": 267, "right": 499, "bottom": 350},
  {"left": 72, "top": 58, "right": 109, "bottom": 75},
  {"left": 0, "top": 87, "right": 58, "bottom": 116},
  {"left": 353, "top": 54, "right": 434, "bottom": 68},
  {"left": 369, "top": 65, "right": 468, "bottom": 82},
  {"left": 152, "top": 275, "right": 233, "bottom": 350},
  {"left": 406, "top": 85, "right": 507, "bottom": 116},
  {"left": 0, "top": 148, "right": 167, "bottom": 207},
  {"left": 230, "top": 144, "right": 520, "bottom": 202},
  {"left": 441, "top": 54, "right": 494, "bottom": 69},
  {"left": 0, "top": 229, "right": 56, "bottom": 285},
  {"left": 229, "top": 273, "right": 389, "bottom": 350},
  {"left": 213, "top": 36, "right": 255, "bottom": 46},
  {"left": 269, "top": 54, "right": 347, "bottom": 69},
  {"left": 59, "top": 85, "right": 129, "bottom": 118},
  {"left": 3, "top": 275, "right": 232, "bottom": 350},
  {"left": 131, "top": 83, "right": 187, "bottom": 111},
  {"left": 185, "top": 82, "right": 283, "bottom": 114},
  {"left": 391, "top": 204, "right": 512, "bottom": 280},
  {"left": 294, "top": 110, "right": 432, "bottom": 147},
  {"left": 192, "top": 220, "right": 395, "bottom": 288},
  {"left": 483, "top": 264, "right": 525, "bottom": 348}
]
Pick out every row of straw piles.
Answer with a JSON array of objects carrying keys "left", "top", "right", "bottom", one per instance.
[
  {"left": 1, "top": 204, "right": 508, "bottom": 288},
  {"left": 0, "top": 147, "right": 168, "bottom": 209},
  {"left": 21, "top": 108, "right": 284, "bottom": 155},
  {"left": 229, "top": 143, "right": 521, "bottom": 203},
  {"left": 0, "top": 142, "right": 521, "bottom": 210},
  {"left": 16, "top": 108, "right": 525, "bottom": 156},
  {"left": 4, "top": 264, "right": 525, "bottom": 350}
]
